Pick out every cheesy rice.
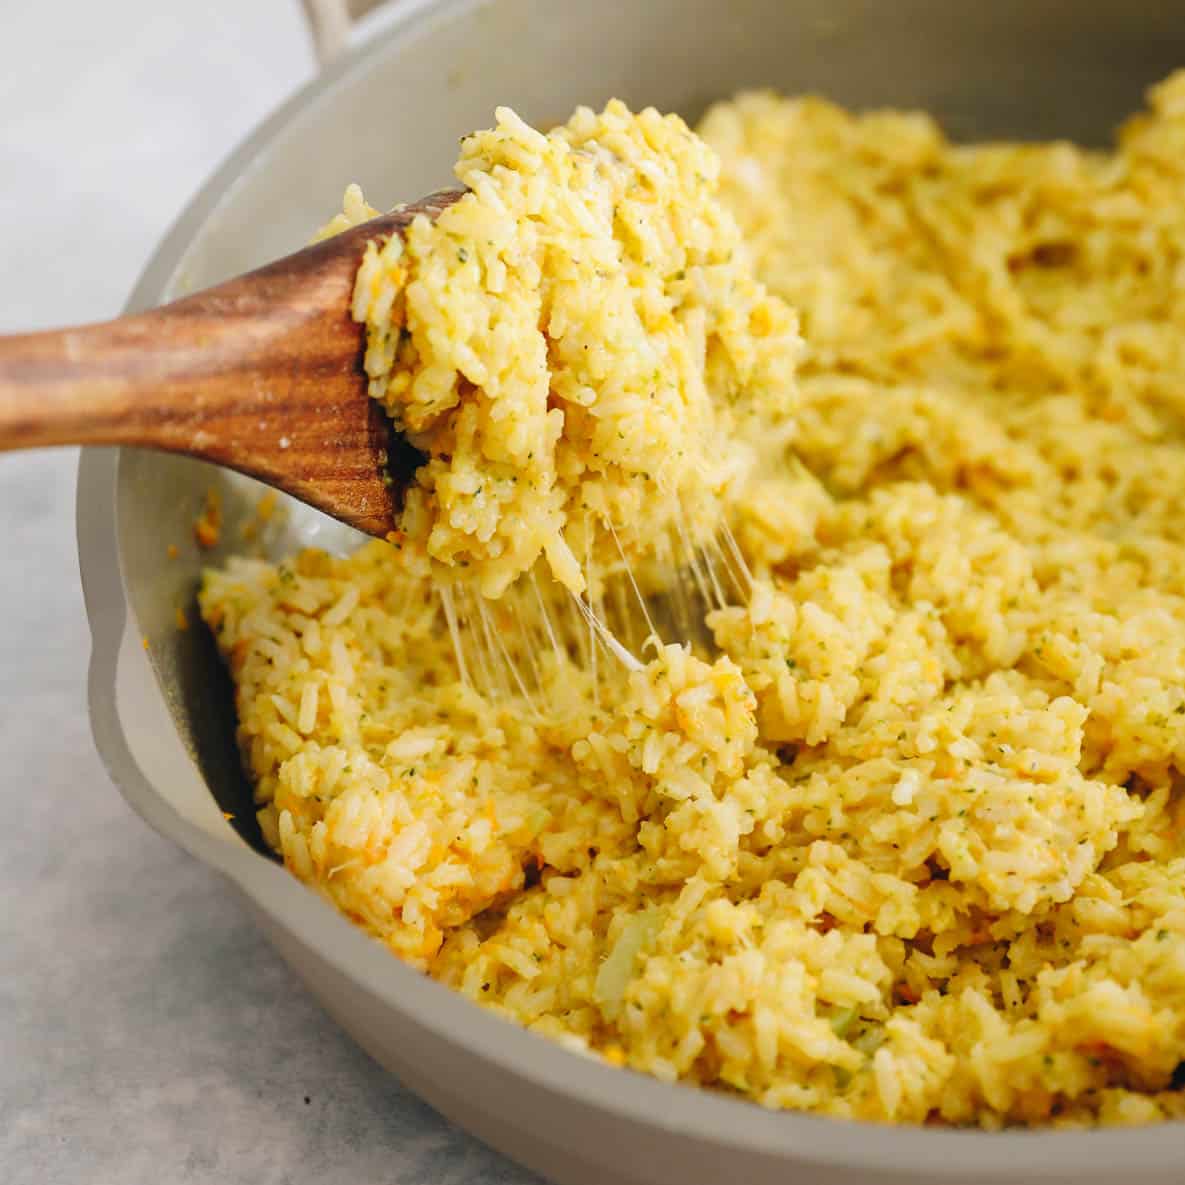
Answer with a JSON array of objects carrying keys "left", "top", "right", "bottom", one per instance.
[
  {"left": 200, "top": 77, "right": 1185, "bottom": 1127},
  {"left": 351, "top": 101, "right": 798, "bottom": 598}
]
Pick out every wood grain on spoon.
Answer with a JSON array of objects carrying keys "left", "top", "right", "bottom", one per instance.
[{"left": 0, "top": 189, "right": 462, "bottom": 538}]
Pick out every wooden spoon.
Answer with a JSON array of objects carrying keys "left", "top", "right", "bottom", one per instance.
[{"left": 0, "top": 189, "right": 462, "bottom": 538}]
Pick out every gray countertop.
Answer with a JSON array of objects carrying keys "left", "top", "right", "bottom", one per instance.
[{"left": 0, "top": 3, "right": 533, "bottom": 1181}]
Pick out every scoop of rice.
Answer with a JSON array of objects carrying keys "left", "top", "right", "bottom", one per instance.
[{"left": 348, "top": 100, "right": 800, "bottom": 596}]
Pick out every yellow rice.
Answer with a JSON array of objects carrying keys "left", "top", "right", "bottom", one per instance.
[
  {"left": 349, "top": 101, "right": 798, "bottom": 598},
  {"left": 200, "top": 76, "right": 1185, "bottom": 1127}
]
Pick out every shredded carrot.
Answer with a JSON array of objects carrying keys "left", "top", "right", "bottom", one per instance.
[
  {"left": 194, "top": 489, "right": 222, "bottom": 549},
  {"left": 1015, "top": 1088, "right": 1053, "bottom": 1123}
]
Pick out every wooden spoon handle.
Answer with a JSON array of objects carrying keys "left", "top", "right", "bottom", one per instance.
[
  {"left": 0, "top": 227, "right": 366, "bottom": 454},
  {"left": 0, "top": 189, "right": 460, "bottom": 536}
]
